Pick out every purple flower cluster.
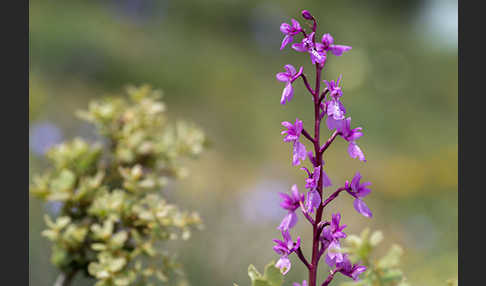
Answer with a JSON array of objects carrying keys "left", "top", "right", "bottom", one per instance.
[{"left": 272, "top": 10, "right": 372, "bottom": 286}]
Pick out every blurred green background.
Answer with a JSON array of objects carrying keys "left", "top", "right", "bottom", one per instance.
[{"left": 29, "top": 0, "right": 457, "bottom": 285}]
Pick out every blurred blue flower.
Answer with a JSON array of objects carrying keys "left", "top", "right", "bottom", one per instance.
[
  {"left": 240, "top": 179, "right": 288, "bottom": 224},
  {"left": 29, "top": 122, "right": 63, "bottom": 156},
  {"left": 45, "top": 201, "right": 63, "bottom": 217}
]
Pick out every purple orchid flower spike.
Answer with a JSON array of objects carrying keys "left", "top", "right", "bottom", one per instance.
[
  {"left": 336, "top": 255, "right": 367, "bottom": 281},
  {"left": 277, "top": 64, "right": 304, "bottom": 105},
  {"left": 280, "top": 19, "right": 302, "bottom": 50},
  {"left": 278, "top": 184, "right": 304, "bottom": 231},
  {"left": 272, "top": 10, "right": 373, "bottom": 285},
  {"left": 321, "top": 33, "right": 352, "bottom": 56},
  {"left": 347, "top": 172, "right": 372, "bottom": 218}
]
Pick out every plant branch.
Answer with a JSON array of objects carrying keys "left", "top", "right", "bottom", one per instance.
[
  {"left": 319, "top": 89, "right": 328, "bottom": 105},
  {"left": 321, "top": 269, "right": 340, "bottom": 286},
  {"left": 319, "top": 131, "right": 340, "bottom": 154},
  {"left": 296, "top": 247, "right": 311, "bottom": 270},
  {"left": 300, "top": 73, "right": 315, "bottom": 95},
  {"left": 300, "top": 201, "right": 315, "bottom": 225},
  {"left": 302, "top": 128, "right": 315, "bottom": 143},
  {"left": 322, "top": 187, "right": 348, "bottom": 208}
]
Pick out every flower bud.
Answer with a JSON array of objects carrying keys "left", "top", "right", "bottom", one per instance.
[{"left": 301, "top": 10, "right": 313, "bottom": 20}]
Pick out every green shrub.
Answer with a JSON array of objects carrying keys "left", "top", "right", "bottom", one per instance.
[{"left": 30, "top": 85, "right": 206, "bottom": 286}]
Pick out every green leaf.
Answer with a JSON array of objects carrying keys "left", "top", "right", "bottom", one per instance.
[
  {"left": 248, "top": 264, "right": 262, "bottom": 281},
  {"left": 262, "top": 261, "right": 283, "bottom": 286},
  {"left": 253, "top": 279, "right": 272, "bottom": 286}
]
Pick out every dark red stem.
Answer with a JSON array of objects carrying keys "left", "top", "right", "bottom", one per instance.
[
  {"left": 301, "top": 73, "right": 315, "bottom": 95},
  {"left": 296, "top": 247, "right": 311, "bottom": 270},
  {"left": 302, "top": 128, "right": 315, "bottom": 143},
  {"left": 321, "top": 269, "right": 340, "bottom": 286},
  {"left": 322, "top": 187, "right": 348, "bottom": 208},
  {"left": 319, "top": 131, "right": 340, "bottom": 154},
  {"left": 308, "top": 62, "right": 324, "bottom": 286}
]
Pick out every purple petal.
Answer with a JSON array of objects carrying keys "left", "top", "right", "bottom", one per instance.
[
  {"left": 321, "top": 33, "right": 334, "bottom": 47},
  {"left": 306, "top": 189, "right": 321, "bottom": 213},
  {"left": 351, "top": 172, "right": 361, "bottom": 192},
  {"left": 307, "top": 151, "right": 316, "bottom": 166},
  {"left": 325, "top": 241, "right": 343, "bottom": 267},
  {"left": 310, "top": 49, "right": 326, "bottom": 65},
  {"left": 347, "top": 129, "right": 363, "bottom": 141},
  {"left": 292, "top": 42, "right": 308, "bottom": 52},
  {"left": 291, "top": 66, "right": 304, "bottom": 82},
  {"left": 326, "top": 116, "right": 345, "bottom": 131},
  {"left": 353, "top": 199, "right": 372, "bottom": 218},
  {"left": 291, "top": 184, "right": 302, "bottom": 201},
  {"left": 330, "top": 45, "right": 352, "bottom": 56},
  {"left": 292, "top": 141, "right": 307, "bottom": 166},
  {"left": 280, "top": 35, "right": 293, "bottom": 50},
  {"left": 356, "top": 186, "right": 371, "bottom": 198},
  {"left": 327, "top": 100, "right": 345, "bottom": 120},
  {"left": 280, "top": 22, "right": 291, "bottom": 34},
  {"left": 278, "top": 212, "right": 298, "bottom": 230},
  {"left": 332, "top": 213, "right": 341, "bottom": 226},
  {"left": 276, "top": 72, "right": 291, "bottom": 82},
  {"left": 291, "top": 18, "right": 301, "bottom": 31},
  {"left": 294, "top": 118, "right": 303, "bottom": 133},
  {"left": 351, "top": 265, "right": 367, "bottom": 280},
  {"left": 285, "top": 64, "right": 297, "bottom": 76},
  {"left": 281, "top": 121, "right": 292, "bottom": 128},
  {"left": 276, "top": 256, "right": 291, "bottom": 275},
  {"left": 322, "top": 169, "right": 332, "bottom": 187},
  {"left": 348, "top": 142, "right": 366, "bottom": 162},
  {"left": 281, "top": 82, "right": 294, "bottom": 105}
]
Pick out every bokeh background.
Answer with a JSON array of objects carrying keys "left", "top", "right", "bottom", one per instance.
[{"left": 29, "top": 0, "right": 457, "bottom": 285}]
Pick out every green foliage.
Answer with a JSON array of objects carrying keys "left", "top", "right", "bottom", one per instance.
[
  {"left": 30, "top": 85, "right": 206, "bottom": 285},
  {"left": 339, "top": 228, "right": 410, "bottom": 286},
  {"left": 235, "top": 261, "right": 284, "bottom": 286}
]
